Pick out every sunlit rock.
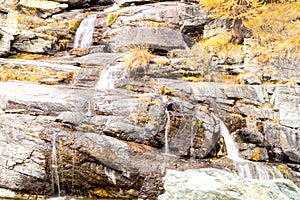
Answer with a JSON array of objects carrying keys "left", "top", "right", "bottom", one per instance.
[{"left": 159, "top": 169, "right": 300, "bottom": 200}]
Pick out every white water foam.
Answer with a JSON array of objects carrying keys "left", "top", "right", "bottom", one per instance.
[
  {"left": 95, "top": 64, "right": 126, "bottom": 90},
  {"left": 51, "top": 132, "right": 61, "bottom": 197},
  {"left": 73, "top": 14, "right": 97, "bottom": 48},
  {"left": 162, "top": 96, "right": 171, "bottom": 155},
  {"left": 219, "top": 120, "right": 283, "bottom": 180}
]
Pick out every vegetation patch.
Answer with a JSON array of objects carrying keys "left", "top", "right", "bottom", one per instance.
[
  {"left": 68, "top": 19, "right": 82, "bottom": 31},
  {"left": 198, "top": 1, "right": 299, "bottom": 66},
  {"left": 107, "top": 13, "right": 118, "bottom": 26},
  {"left": 9, "top": 53, "right": 49, "bottom": 60},
  {"left": 0, "top": 65, "right": 73, "bottom": 84},
  {"left": 199, "top": 33, "right": 243, "bottom": 58},
  {"left": 244, "top": 1, "right": 300, "bottom": 63},
  {"left": 182, "top": 75, "right": 204, "bottom": 82},
  {"left": 125, "top": 48, "right": 154, "bottom": 77}
]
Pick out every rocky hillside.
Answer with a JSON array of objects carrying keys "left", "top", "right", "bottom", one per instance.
[{"left": 0, "top": 0, "right": 299, "bottom": 199}]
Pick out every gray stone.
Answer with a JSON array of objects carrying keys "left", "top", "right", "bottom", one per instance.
[
  {"left": 203, "top": 18, "right": 231, "bottom": 39},
  {"left": 109, "top": 27, "right": 191, "bottom": 52},
  {"left": 0, "top": 81, "right": 88, "bottom": 115},
  {"left": 18, "top": 0, "right": 68, "bottom": 18},
  {"left": 159, "top": 169, "right": 300, "bottom": 200},
  {"left": 0, "top": 28, "right": 14, "bottom": 56},
  {"left": 0, "top": 115, "right": 46, "bottom": 193},
  {"left": 167, "top": 106, "right": 219, "bottom": 158},
  {"left": 264, "top": 122, "right": 300, "bottom": 163},
  {"left": 179, "top": 4, "right": 211, "bottom": 38},
  {"left": 76, "top": 52, "right": 126, "bottom": 66},
  {"left": 240, "top": 129, "right": 264, "bottom": 144},
  {"left": 271, "top": 88, "right": 300, "bottom": 128},
  {"left": 55, "top": 111, "right": 85, "bottom": 125},
  {"left": 284, "top": 151, "right": 300, "bottom": 163},
  {"left": 224, "top": 85, "right": 264, "bottom": 105},
  {"left": 12, "top": 30, "right": 54, "bottom": 54}
]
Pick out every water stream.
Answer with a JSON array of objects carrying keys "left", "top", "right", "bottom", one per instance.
[
  {"left": 219, "top": 120, "right": 283, "bottom": 180},
  {"left": 161, "top": 96, "right": 172, "bottom": 155},
  {"left": 51, "top": 132, "right": 61, "bottom": 197},
  {"left": 95, "top": 63, "right": 126, "bottom": 90},
  {"left": 73, "top": 14, "right": 97, "bottom": 48}
]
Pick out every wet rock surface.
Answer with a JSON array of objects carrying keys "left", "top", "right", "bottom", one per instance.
[{"left": 0, "top": 0, "right": 300, "bottom": 199}]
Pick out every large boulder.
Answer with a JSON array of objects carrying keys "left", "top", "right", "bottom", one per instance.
[
  {"left": 0, "top": 28, "right": 14, "bottom": 57},
  {"left": 264, "top": 123, "right": 300, "bottom": 163},
  {"left": 17, "top": 0, "right": 68, "bottom": 18},
  {"left": 95, "top": 2, "right": 196, "bottom": 51},
  {"left": 109, "top": 27, "right": 192, "bottom": 52},
  {"left": 179, "top": 3, "right": 211, "bottom": 38},
  {"left": 159, "top": 169, "right": 300, "bottom": 200},
  {"left": 0, "top": 115, "right": 47, "bottom": 194},
  {"left": 12, "top": 30, "right": 54, "bottom": 54}
]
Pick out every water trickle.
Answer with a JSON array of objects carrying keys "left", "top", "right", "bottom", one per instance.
[
  {"left": 73, "top": 14, "right": 97, "bottom": 48},
  {"left": 219, "top": 119, "right": 283, "bottom": 180},
  {"left": 95, "top": 64, "right": 126, "bottom": 90},
  {"left": 161, "top": 96, "right": 172, "bottom": 155},
  {"left": 51, "top": 132, "right": 61, "bottom": 197},
  {"left": 164, "top": 107, "right": 171, "bottom": 155}
]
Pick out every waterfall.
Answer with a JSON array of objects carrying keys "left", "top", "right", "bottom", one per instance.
[
  {"left": 73, "top": 14, "right": 97, "bottom": 48},
  {"left": 164, "top": 106, "right": 171, "bottom": 154},
  {"left": 219, "top": 120, "right": 283, "bottom": 180},
  {"left": 51, "top": 132, "right": 61, "bottom": 197},
  {"left": 219, "top": 121, "right": 240, "bottom": 160},
  {"left": 95, "top": 63, "right": 126, "bottom": 90},
  {"left": 161, "top": 96, "right": 171, "bottom": 155}
]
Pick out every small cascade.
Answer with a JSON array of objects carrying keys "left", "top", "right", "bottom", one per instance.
[
  {"left": 73, "top": 14, "right": 97, "bottom": 48},
  {"left": 164, "top": 106, "right": 171, "bottom": 155},
  {"left": 162, "top": 96, "right": 172, "bottom": 155},
  {"left": 219, "top": 121, "right": 240, "bottom": 160},
  {"left": 95, "top": 64, "right": 126, "bottom": 90},
  {"left": 51, "top": 132, "right": 61, "bottom": 197},
  {"left": 219, "top": 120, "right": 284, "bottom": 180}
]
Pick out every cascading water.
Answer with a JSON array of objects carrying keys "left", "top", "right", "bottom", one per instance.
[
  {"left": 164, "top": 107, "right": 171, "bottom": 155},
  {"left": 51, "top": 132, "right": 61, "bottom": 197},
  {"left": 219, "top": 121, "right": 240, "bottom": 160},
  {"left": 95, "top": 63, "right": 126, "bottom": 90},
  {"left": 161, "top": 96, "right": 172, "bottom": 155},
  {"left": 219, "top": 120, "right": 283, "bottom": 180},
  {"left": 73, "top": 14, "right": 97, "bottom": 48}
]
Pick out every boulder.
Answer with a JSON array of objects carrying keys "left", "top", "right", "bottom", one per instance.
[
  {"left": 12, "top": 30, "right": 54, "bottom": 54},
  {"left": 167, "top": 106, "right": 220, "bottom": 158},
  {"left": 0, "top": 115, "right": 47, "bottom": 194},
  {"left": 159, "top": 169, "right": 300, "bottom": 200},
  {"left": 271, "top": 87, "right": 300, "bottom": 128},
  {"left": 264, "top": 123, "right": 300, "bottom": 163},
  {"left": 95, "top": 2, "right": 196, "bottom": 51},
  {"left": 17, "top": 0, "right": 68, "bottom": 18},
  {"left": 0, "top": 28, "right": 14, "bottom": 57},
  {"left": 0, "top": 81, "right": 86, "bottom": 115},
  {"left": 179, "top": 4, "right": 211, "bottom": 38},
  {"left": 109, "top": 27, "right": 191, "bottom": 52}
]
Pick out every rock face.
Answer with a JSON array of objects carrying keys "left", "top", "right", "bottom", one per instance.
[
  {"left": 110, "top": 27, "right": 191, "bottom": 52},
  {"left": 158, "top": 169, "right": 300, "bottom": 200},
  {"left": 0, "top": 28, "right": 14, "bottom": 56},
  {"left": 94, "top": 2, "right": 196, "bottom": 52},
  {"left": 0, "top": 0, "right": 300, "bottom": 199}
]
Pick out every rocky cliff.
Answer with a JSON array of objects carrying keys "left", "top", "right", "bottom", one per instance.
[{"left": 0, "top": 0, "right": 299, "bottom": 199}]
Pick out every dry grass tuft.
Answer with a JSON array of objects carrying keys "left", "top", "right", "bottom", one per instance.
[{"left": 125, "top": 48, "right": 154, "bottom": 77}]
